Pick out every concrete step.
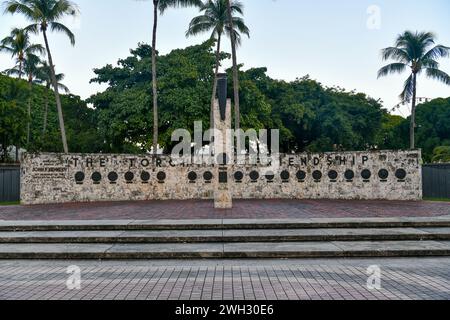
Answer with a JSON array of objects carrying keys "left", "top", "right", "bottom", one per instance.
[
  {"left": 1, "top": 217, "right": 450, "bottom": 232},
  {"left": 1, "top": 228, "right": 450, "bottom": 243},
  {"left": 0, "top": 241, "right": 449, "bottom": 259}
]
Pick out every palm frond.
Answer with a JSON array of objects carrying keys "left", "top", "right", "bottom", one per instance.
[
  {"left": 423, "top": 45, "right": 450, "bottom": 61},
  {"left": 377, "top": 63, "right": 407, "bottom": 78},
  {"left": 57, "top": 82, "right": 70, "bottom": 93},
  {"left": 26, "top": 43, "right": 45, "bottom": 56},
  {"left": 185, "top": 0, "right": 249, "bottom": 42},
  {"left": 381, "top": 47, "right": 410, "bottom": 62},
  {"left": 49, "top": 0, "right": 79, "bottom": 21},
  {"left": 24, "top": 24, "right": 40, "bottom": 35},
  {"left": 50, "top": 22, "right": 75, "bottom": 45},
  {"left": 0, "top": 45, "right": 15, "bottom": 56},
  {"left": 3, "top": 0, "right": 36, "bottom": 20},
  {"left": 186, "top": 15, "right": 215, "bottom": 37},
  {"left": 426, "top": 68, "right": 450, "bottom": 85},
  {"left": 159, "top": 0, "right": 203, "bottom": 14},
  {"left": 231, "top": 16, "right": 249, "bottom": 38},
  {"left": 230, "top": 1, "right": 244, "bottom": 15},
  {"left": 399, "top": 74, "right": 414, "bottom": 102}
]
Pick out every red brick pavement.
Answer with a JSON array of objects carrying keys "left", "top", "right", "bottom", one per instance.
[{"left": 0, "top": 199, "right": 449, "bottom": 220}]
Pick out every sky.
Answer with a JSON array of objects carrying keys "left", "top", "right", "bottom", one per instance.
[{"left": 1, "top": 0, "right": 450, "bottom": 117}]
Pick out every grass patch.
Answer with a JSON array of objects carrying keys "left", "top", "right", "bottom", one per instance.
[
  {"left": 0, "top": 201, "right": 20, "bottom": 206},
  {"left": 424, "top": 197, "right": 450, "bottom": 202}
]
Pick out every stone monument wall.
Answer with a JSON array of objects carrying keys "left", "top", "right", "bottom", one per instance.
[{"left": 20, "top": 150, "right": 422, "bottom": 204}]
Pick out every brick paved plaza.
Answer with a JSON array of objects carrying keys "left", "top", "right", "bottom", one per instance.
[
  {"left": 0, "top": 199, "right": 449, "bottom": 220},
  {"left": 1, "top": 199, "right": 449, "bottom": 300},
  {"left": 0, "top": 258, "right": 449, "bottom": 300}
]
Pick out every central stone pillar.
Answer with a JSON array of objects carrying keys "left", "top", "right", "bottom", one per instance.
[{"left": 213, "top": 74, "right": 233, "bottom": 209}]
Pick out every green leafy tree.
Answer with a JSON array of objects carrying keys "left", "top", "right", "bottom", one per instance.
[
  {"left": 89, "top": 41, "right": 219, "bottom": 152},
  {"left": 5, "top": 52, "right": 42, "bottom": 146},
  {"left": 4, "top": 0, "right": 80, "bottom": 153},
  {"left": 376, "top": 113, "right": 407, "bottom": 150},
  {"left": 0, "top": 79, "right": 27, "bottom": 162},
  {"left": 186, "top": 0, "right": 249, "bottom": 132},
  {"left": 378, "top": 31, "right": 450, "bottom": 149},
  {"left": 0, "top": 73, "right": 101, "bottom": 154},
  {"left": 432, "top": 146, "right": 450, "bottom": 163},
  {"left": 415, "top": 97, "right": 450, "bottom": 162}
]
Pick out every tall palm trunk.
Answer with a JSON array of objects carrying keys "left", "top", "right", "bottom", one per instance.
[
  {"left": 210, "top": 33, "right": 222, "bottom": 137},
  {"left": 26, "top": 76, "right": 32, "bottom": 145},
  {"left": 42, "top": 29, "right": 68, "bottom": 153},
  {"left": 42, "top": 83, "right": 50, "bottom": 135},
  {"left": 16, "top": 57, "right": 23, "bottom": 162},
  {"left": 226, "top": 0, "right": 240, "bottom": 131},
  {"left": 18, "top": 58, "right": 23, "bottom": 80},
  {"left": 152, "top": 1, "right": 159, "bottom": 156},
  {"left": 410, "top": 73, "right": 417, "bottom": 150}
]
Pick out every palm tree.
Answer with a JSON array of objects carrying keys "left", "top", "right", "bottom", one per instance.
[
  {"left": 225, "top": 0, "right": 240, "bottom": 131},
  {"left": 0, "top": 27, "right": 44, "bottom": 81},
  {"left": 37, "top": 61, "right": 69, "bottom": 135},
  {"left": 5, "top": 52, "right": 42, "bottom": 145},
  {"left": 4, "top": 0, "right": 79, "bottom": 154},
  {"left": 378, "top": 31, "right": 450, "bottom": 149},
  {"left": 186, "top": 0, "right": 249, "bottom": 134},
  {"left": 142, "top": 0, "right": 202, "bottom": 156}
]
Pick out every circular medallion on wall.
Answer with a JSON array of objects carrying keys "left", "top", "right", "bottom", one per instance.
[
  {"left": 188, "top": 171, "right": 197, "bottom": 182},
  {"left": 249, "top": 171, "right": 260, "bottom": 181},
  {"left": 328, "top": 170, "right": 338, "bottom": 180},
  {"left": 296, "top": 170, "right": 306, "bottom": 180},
  {"left": 312, "top": 170, "right": 322, "bottom": 181},
  {"left": 125, "top": 171, "right": 134, "bottom": 182},
  {"left": 203, "top": 171, "right": 213, "bottom": 181},
  {"left": 361, "top": 169, "right": 371, "bottom": 180},
  {"left": 378, "top": 169, "right": 389, "bottom": 180},
  {"left": 265, "top": 172, "right": 275, "bottom": 181},
  {"left": 280, "top": 170, "right": 290, "bottom": 180},
  {"left": 344, "top": 170, "right": 354, "bottom": 180},
  {"left": 75, "top": 171, "right": 85, "bottom": 183},
  {"left": 395, "top": 169, "right": 407, "bottom": 180},
  {"left": 91, "top": 172, "right": 102, "bottom": 183},
  {"left": 141, "top": 171, "right": 150, "bottom": 182},
  {"left": 157, "top": 171, "right": 166, "bottom": 182},
  {"left": 234, "top": 171, "right": 244, "bottom": 181},
  {"left": 108, "top": 172, "right": 118, "bottom": 182}
]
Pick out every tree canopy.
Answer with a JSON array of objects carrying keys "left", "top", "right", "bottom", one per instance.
[
  {"left": 89, "top": 40, "right": 390, "bottom": 154},
  {"left": 1, "top": 40, "right": 449, "bottom": 163}
]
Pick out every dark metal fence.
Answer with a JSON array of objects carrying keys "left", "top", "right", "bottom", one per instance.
[
  {"left": 0, "top": 165, "right": 20, "bottom": 203},
  {"left": 422, "top": 164, "right": 450, "bottom": 199}
]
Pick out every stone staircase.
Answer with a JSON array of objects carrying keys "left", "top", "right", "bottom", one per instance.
[{"left": 0, "top": 218, "right": 450, "bottom": 259}]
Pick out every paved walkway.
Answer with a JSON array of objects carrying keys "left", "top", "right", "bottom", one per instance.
[
  {"left": 1, "top": 199, "right": 449, "bottom": 220},
  {"left": 0, "top": 258, "right": 448, "bottom": 300}
]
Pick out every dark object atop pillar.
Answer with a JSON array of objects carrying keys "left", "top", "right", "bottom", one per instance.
[{"left": 217, "top": 73, "right": 227, "bottom": 121}]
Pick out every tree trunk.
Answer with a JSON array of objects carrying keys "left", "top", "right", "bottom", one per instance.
[
  {"left": 410, "top": 73, "right": 417, "bottom": 150},
  {"left": 152, "top": 1, "right": 159, "bottom": 156},
  {"left": 226, "top": 0, "right": 240, "bottom": 131},
  {"left": 43, "top": 29, "right": 69, "bottom": 153},
  {"left": 26, "top": 78, "right": 32, "bottom": 146},
  {"left": 43, "top": 84, "right": 50, "bottom": 135},
  {"left": 18, "top": 59, "right": 23, "bottom": 80},
  {"left": 16, "top": 58, "right": 23, "bottom": 159},
  {"left": 210, "top": 33, "right": 222, "bottom": 138}
]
